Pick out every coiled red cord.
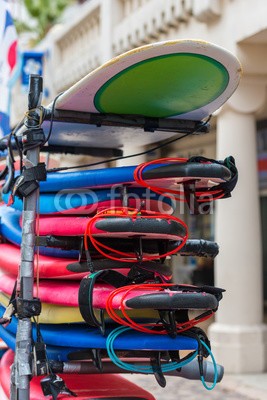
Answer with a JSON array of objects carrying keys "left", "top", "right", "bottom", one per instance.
[
  {"left": 133, "top": 157, "right": 225, "bottom": 202},
  {"left": 106, "top": 283, "right": 214, "bottom": 334},
  {"left": 84, "top": 207, "right": 188, "bottom": 262}
]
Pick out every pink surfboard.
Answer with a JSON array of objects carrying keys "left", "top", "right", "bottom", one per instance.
[
  {"left": 0, "top": 274, "right": 80, "bottom": 306},
  {"left": 0, "top": 273, "right": 180, "bottom": 309},
  {"left": 0, "top": 243, "right": 86, "bottom": 280},
  {"left": 0, "top": 273, "right": 219, "bottom": 311},
  {"left": 79, "top": 281, "right": 219, "bottom": 311},
  {"left": 35, "top": 214, "right": 186, "bottom": 240}
]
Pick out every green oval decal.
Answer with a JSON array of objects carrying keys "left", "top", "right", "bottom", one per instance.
[{"left": 94, "top": 53, "right": 229, "bottom": 118}]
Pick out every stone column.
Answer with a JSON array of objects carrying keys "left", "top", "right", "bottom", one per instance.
[
  {"left": 116, "top": 145, "right": 146, "bottom": 167},
  {"left": 100, "top": 0, "right": 122, "bottom": 62},
  {"left": 209, "top": 80, "right": 267, "bottom": 372},
  {"left": 100, "top": 0, "right": 113, "bottom": 62}
]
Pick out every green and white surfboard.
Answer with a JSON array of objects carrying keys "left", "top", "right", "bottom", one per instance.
[{"left": 56, "top": 39, "right": 242, "bottom": 121}]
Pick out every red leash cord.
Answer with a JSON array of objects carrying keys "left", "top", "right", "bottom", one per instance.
[
  {"left": 84, "top": 207, "right": 188, "bottom": 262},
  {"left": 133, "top": 157, "right": 225, "bottom": 202},
  {"left": 106, "top": 283, "right": 214, "bottom": 334}
]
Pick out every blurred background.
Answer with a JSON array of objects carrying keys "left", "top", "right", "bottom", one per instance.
[{"left": 1, "top": 0, "right": 267, "bottom": 379}]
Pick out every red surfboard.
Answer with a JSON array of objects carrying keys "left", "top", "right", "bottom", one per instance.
[
  {"left": 0, "top": 274, "right": 80, "bottom": 306},
  {"left": 0, "top": 243, "right": 86, "bottom": 280},
  {"left": 0, "top": 350, "right": 155, "bottom": 400},
  {"left": 34, "top": 214, "right": 186, "bottom": 240},
  {"left": 0, "top": 273, "right": 219, "bottom": 311}
]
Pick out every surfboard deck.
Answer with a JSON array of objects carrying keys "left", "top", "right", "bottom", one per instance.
[
  {"left": 0, "top": 243, "right": 86, "bottom": 279},
  {"left": 0, "top": 326, "right": 198, "bottom": 365},
  {"left": 41, "top": 40, "right": 241, "bottom": 149},
  {"left": 56, "top": 40, "right": 241, "bottom": 120},
  {"left": 2, "top": 308, "right": 198, "bottom": 351},
  {"left": 2, "top": 187, "right": 174, "bottom": 215},
  {"left": 36, "top": 214, "right": 186, "bottom": 239},
  {"left": 0, "top": 205, "right": 182, "bottom": 261},
  {"left": 1, "top": 205, "right": 216, "bottom": 262},
  {"left": 0, "top": 274, "right": 81, "bottom": 307},
  {"left": 0, "top": 291, "right": 159, "bottom": 324},
  {"left": 40, "top": 161, "right": 231, "bottom": 193},
  {"left": 1, "top": 350, "right": 156, "bottom": 400},
  {"left": 0, "top": 274, "right": 220, "bottom": 311},
  {"left": 0, "top": 291, "right": 83, "bottom": 324},
  {"left": 0, "top": 205, "right": 77, "bottom": 258}
]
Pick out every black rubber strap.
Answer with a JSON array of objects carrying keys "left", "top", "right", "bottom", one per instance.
[
  {"left": 12, "top": 163, "right": 47, "bottom": 199},
  {"left": 16, "top": 297, "right": 42, "bottom": 319},
  {"left": 214, "top": 156, "right": 238, "bottom": 198},
  {"left": 187, "top": 155, "right": 238, "bottom": 199},
  {"left": 78, "top": 270, "right": 131, "bottom": 333}
]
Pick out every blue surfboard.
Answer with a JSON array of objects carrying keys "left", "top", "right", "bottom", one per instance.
[
  {"left": 0, "top": 325, "right": 224, "bottom": 386},
  {"left": 0, "top": 325, "right": 88, "bottom": 362},
  {"left": 2, "top": 187, "right": 174, "bottom": 215},
  {"left": 1, "top": 306, "right": 198, "bottom": 352},
  {"left": 40, "top": 162, "right": 231, "bottom": 193}
]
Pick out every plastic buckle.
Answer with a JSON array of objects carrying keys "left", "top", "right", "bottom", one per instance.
[
  {"left": 16, "top": 297, "right": 42, "bottom": 319},
  {"left": 144, "top": 118, "right": 158, "bottom": 132},
  {"left": 32, "top": 341, "right": 49, "bottom": 376},
  {"left": 22, "top": 128, "right": 45, "bottom": 146},
  {"left": 41, "top": 374, "right": 77, "bottom": 400},
  {"left": 16, "top": 180, "right": 39, "bottom": 198}
]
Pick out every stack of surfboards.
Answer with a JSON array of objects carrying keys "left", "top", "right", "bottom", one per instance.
[
  {"left": 0, "top": 156, "right": 233, "bottom": 395},
  {"left": 0, "top": 39, "right": 241, "bottom": 399},
  {"left": 0, "top": 156, "right": 229, "bottom": 333}
]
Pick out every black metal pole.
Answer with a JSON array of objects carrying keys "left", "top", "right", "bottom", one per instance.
[{"left": 11, "top": 75, "right": 43, "bottom": 400}]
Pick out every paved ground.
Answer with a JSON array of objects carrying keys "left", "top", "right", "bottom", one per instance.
[
  {"left": 124, "top": 374, "right": 267, "bottom": 400},
  {"left": 123, "top": 317, "right": 267, "bottom": 400}
]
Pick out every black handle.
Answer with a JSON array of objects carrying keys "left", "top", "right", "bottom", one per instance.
[{"left": 28, "top": 74, "right": 43, "bottom": 111}]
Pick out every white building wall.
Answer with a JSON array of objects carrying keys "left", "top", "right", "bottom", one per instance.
[{"left": 12, "top": 0, "right": 267, "bottom": 100}]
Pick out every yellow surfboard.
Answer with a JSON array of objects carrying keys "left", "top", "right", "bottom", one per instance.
[{"left": 0, "top": 292, "right": 158, "bottom": 325}]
